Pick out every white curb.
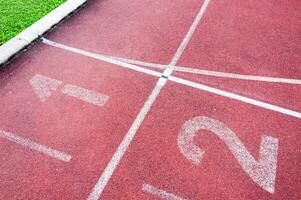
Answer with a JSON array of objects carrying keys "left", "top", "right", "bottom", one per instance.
[{"left": 0, "top": 0, "right": 88, "bottom": 65}]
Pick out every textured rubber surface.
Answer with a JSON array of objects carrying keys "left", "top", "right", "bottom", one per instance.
[
  {"left": 0, "top": 0, "right": 300, "bottom": 199},
  {"left": 101, "top": 81, "right": 300, "bottom": 199},
  {"left": 0, "top": 43, "right": 157, "bottom": 199}
]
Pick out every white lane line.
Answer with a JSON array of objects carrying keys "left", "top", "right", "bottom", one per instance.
[
  {"left": 0, "top": 130, "right": 72, "bottom": 162},
  {"left": 169, "top": 0, "right": 211, "bottom": 66},
  {"left": 87, "top": 1, "right": 211, "bottom": 199},
  {"left": 87, "top": 78, "right": 168, "bottom": 200},
  {"left": 169, "top": 76, "right": 301, "bottom": 119},
  {"left": 42, "top": 38, "right": 162, "bottom": 78},
  {"left": 107, "top": 56, "right": 301, "bottom": 118},
  {"left": 41, "top": 39, "right": 301, "bottom": 118},
  {"left": 111, "top": 56, "right": 301, "bottom": 85},
  {"left": 30, "top": 74, "right": 63, "bottom": 102},
  {"left": 174, "top": 66, "right": 301, "bottom": 85},
  {"left": 110, "top": 56, "right": 167, "bottom": 69},
  {"left": 61, "top": 84, "right": 109, "bottom": 107},
  {"left": 142, "top": 183, "right": 188, "bottom": 200}
]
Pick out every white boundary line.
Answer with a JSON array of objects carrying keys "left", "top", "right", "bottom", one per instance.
[
  {"left": 0, "top": 130, "right": 72, "bottom": 162},
  {"left": 42, "top": 38, "right": 162, "bottom": 78},
  {"left": 169, "top": 0, "right": 211, "bottom": 66},
  {"left": 173, "top": 66, "right": 301, "bottom": 85},
  {"left": 110, "top": 56, "right": 166, "bottom": 69},
  {"left": 142, "top": 183, "right": 188, "bottom": 200},
  {"left": 42, "top": 38, "right": 301, "bottom": 119},
  {"left": 87, "top": 78, "right": 168, "bottom": 200},
  {"left": 86, "top": 1, "right": 211, "bottom": 199},
  {"left": 111, "top": 56, "right": 301, "bottom": 85},
  {"left": 169, "top": 76, "right": 301, "bottom": 118},
  {"left": 0, "top": 0, "right": 88, "bottom": 65}
]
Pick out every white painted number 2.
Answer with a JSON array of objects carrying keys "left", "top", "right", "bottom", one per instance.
[{"left": 177, "top": 116, "right": 278, "bottom": 193}]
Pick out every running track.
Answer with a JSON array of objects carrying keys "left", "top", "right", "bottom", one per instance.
[{"left": 0, "top": 0, "right": 300, "bottom": 199}]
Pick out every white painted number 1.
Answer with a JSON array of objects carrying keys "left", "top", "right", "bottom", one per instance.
[{"left": 177, "top": 116, "right": 278, "bottom": 193}]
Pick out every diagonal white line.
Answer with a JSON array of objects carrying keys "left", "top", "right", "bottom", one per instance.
[
  {"left": 87, "top": 78, "right": 168, "bottom": 200},
  {"left": 0, "top": 130, "right": 72, "bottom": 162},
  {"left": 64, "top": 49, "right": 301, "bottom": 85},
  {"left": 169, "top": 0, "right": 211, "bottom": 66},
  {"left": 111, "top": 56, "right": 301, "bottom": 85},
  {"left": 173, "top": 66, "right": 301, "bottom": 85},
  {"left": 41, "top": 37, "right": 301, "bottom": 118},
  {"left": 168, "top": 75, "right": 301, "bottom": 119},
  {"left": 40, "top": 1, "right": 301, "bottom": 199},
  {"left": 110, "top": 56, "right": 167, "bottom": 69},
  {"left": 85, "top": 1, "right": 211, "bottom": 199},
  {"left": 42, "top": 38, "right": 301, "bottom": 119},
  {"left": 42, "top": 38, "right": 163, "bottom": 78},
  {"left": 142, "top": 183, "right": 188, "bottom": 200}
]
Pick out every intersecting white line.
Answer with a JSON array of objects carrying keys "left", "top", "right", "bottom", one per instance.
[
  {"left": 41, "top": 38, "right": 301, "bottom": 119},
  {"left": 42, "top": 38, "right": 301, "bottom": 85},
  {"left": 84, "top": 1, "right": 211, "bottom": 199},
  {"left": 111, "top": 56, "right": 301, "bottom": 85},
  {"left": 0, "top": 130, "right": 72, "bottom": 162},
  {"left": 142, "top": 183, "right": 188, "bottom": 200},
  {"left": 42, "top": 38, "right": 163, "bottom": 78},
  {"left": 39, "top": 1, "right": 301, "bottom": 199}
]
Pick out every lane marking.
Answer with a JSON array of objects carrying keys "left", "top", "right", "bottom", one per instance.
[
  {"left": 87, "top": 78, "right": 168, "bottom": 200},
  {"left": 30, "top": 74, "right": 109, "bottom": 107},
  {"left": 61, "top": 84, "right": 109, "bottom": 107},
  {"left": 169, "top": 0, "right": 211, "bottom": 66},
  {"left": 111, "top": 57, "right": 301, "bottom": 85},
  {"left": 39, "top": 0, "right": 300, "bottom": 196},
  {"left": 173, "top": 66, "right": 301, "bottom": 85},
  {"left": 42, "top": 38, "right": 163, "bottom": 78},
  {"left": 86, "top": 1, "right": 211, "bottom": 199},
  {"left": 41, "top": 38, "right": 301, "bottom": 118},
  {"left": 142, "top": 183, "right": 188, "bottom": 200},
  {"left": 41, "top": 39, "right": 301, "bottom": 118},
  {"left": 178, "top": 116, "right": 278, "bottom": 193},
  {"left": 110, "top": 56, "right": 166, "bottom": 69},
  {"left": 30, "top": 74, "right": 62, "bottom": 102},
  {"left": 0, "top": 130, "right": 71, "bottom": 162},
  {"left": 168, "top": 76, "right": 301, "bottom": 119}
]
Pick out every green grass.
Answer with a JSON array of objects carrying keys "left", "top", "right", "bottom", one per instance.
[{"left": 0, "top": 0, "right": 65, "bottom": 45}]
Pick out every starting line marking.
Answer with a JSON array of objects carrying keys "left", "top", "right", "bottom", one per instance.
[
  {"left": 41, "top": 39, "right": 301, "bottom": 119},
  {"left": 0, "top": 130, "right": 72, "bottom": 162},
  {"left": 169, "top": 76, "right": 301, "bottom": 119},
  {"left": 42, "top": 38, "right": 162, "bottom": 78},
  {"left": 142, "top": 183, "right": 188, "bottom": 200},
  {"left": 110, "top": 56, "right": 301, "bottom": 85}
]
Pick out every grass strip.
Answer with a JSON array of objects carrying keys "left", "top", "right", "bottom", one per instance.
[{"left": 0, "top": 0, "right": 65, "bottom": 45}]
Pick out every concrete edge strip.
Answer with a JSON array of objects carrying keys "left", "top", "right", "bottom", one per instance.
[{"left": 0, "top": 0, "right": 88, "bottom": 65}]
